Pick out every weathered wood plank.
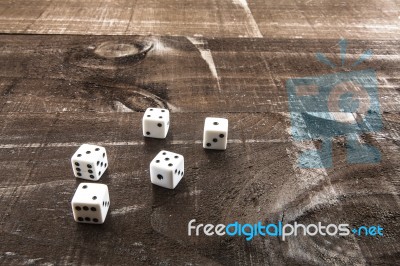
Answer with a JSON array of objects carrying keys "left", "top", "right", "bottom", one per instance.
[
  {"left": 248, "top": 0, "right": 400, "bottom": 40},
  {"left": 0, "top": 35, "right": 399, "bottom": 114},
  {"left": 0, "top": 0, "right": 262, "bottom": 37},
  {"left": 1, "top": 0, "right": 399, "bottom": 39},
  {"left": 0, "top": 111, "right": 399, "bottom": 265},
  {"left": 0, "top": 6, "right": 398, "bottom": 262}
]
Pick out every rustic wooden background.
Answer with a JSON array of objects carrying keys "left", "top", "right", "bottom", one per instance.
[{"left": 0, "top": 0, "right": 399, "bottom": 265}]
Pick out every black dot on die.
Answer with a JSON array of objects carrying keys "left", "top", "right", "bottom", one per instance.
[
  {"left": 76, "top": 168, "right": 81, "bottom": 171},
  {"left": 149, "top": 108, "right": 153, "bottom": 111},
  {"left": 147, "top": 115, "right": 151, "bottom": 117},
  {"left": 103, "top": 153, "right": 105, "bottom": 158},
  {"left": 156, "top": 160, "right": 160, "bottom": 163},
  {"left": 77, "top": 173, "right": 82, "bottom": 177},
  {"left": 213, "top": 122, "right": 219, "bottom": 125},
  {"left": 92, "top": 196, "right": 97, "bottom": 200},
  {"left": 206, "top": 143, "right": 211, "bottom": 147},
  {"left": 95, "top": 148, "right": 100, "bottom": 151},
  {"left": 159, "top": 116, "right": 162, "bottom": 119},
  {"left": 83, "top": 206, "right": 89, "bottom": 211},
  {"left": 90, "top": 175, "right": 94, "bottom": 179},
  {"left": 101, "top": 162, "right": 103, "bottom": 167},
  {"left": 174, "top": 155, "right": 179, "bottom": 159},
  {"left": 146, "top": 131, "right": 150, "bottom": 135},
  {"left": 104, "top": 163, "right": 107, "bottom": 167},
  {"left": 77, "top": 154, "right": 82, "bottom": 157},
  {"left": 98, "top": 171, "right": 101, "bottom": 175},
  {"left": 175, "top": 169, "right": 177, "bottom": 173},
  {"left": 97, "top": 161, "right": 100, "bottom": 166},
  {"left": 82, "top": 185, "right": 88, "bottom": 189},
  {"left": 91, "top": 207, "right": 96, "bottom": 211},
  {"left": 168, "top": 163, "right": 173, "bottom": 167},
  {"left": 85, "top": 217, "right": 90, "bottom": 221},
  {"left": 219, "top": 134, "right": 225, "bottom": 138},
  {"left": 74, "top": 162, "right": 80, "bottom": 166},
  {"left": 88, "top": 170, "right": 93, "bottom": 173},
  {"left": 75, "top": 206, "right": 81, "bottom": 211},
  {"left": 78, "top": 217, "right": 83, "bottom": 221},
  {"left": 157, "top": 174, "right": 163, "bottom": 180},
  {"left": 87, "top": 164, "right": 92, "bottom": 168},
  {"left": 165, "top": 157, "right": 170, "bottom": 161},
  {"left": 157, "top": 123, "right": 162, "bottom": 127},
  {"left": 178, "top": 170, "right": 181, "bottom": 175},
  {"left": 181, "top": 171, "right": 184, "bottom": 176},
  {"left": 93, "top": 218, "right": 99, "bottom": 223},
  {"left": 86, "top": 151, "right": 91, "bottom": 154},
  {"left": 162, "top": 152, "right": 166, "bottom": 155},
  {"left": 161, "top": 110, "right": 165, "bottom": 112},
  {"left": 213, "top": 138, "right": 218, "bottom": 142}
]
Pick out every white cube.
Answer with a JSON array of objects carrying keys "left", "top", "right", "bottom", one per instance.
[
  {"left": 71, "top": 183, "right": 110, "bottom": 224},
  {"left": 142, "top": 107, "right": 170, "bottom": 139},
  {"left": 150, "top": 150, "right": 184, "bottom": 189},
  {"left": 203, "top": 117, "right": 228, "bottom": 150},
  {"left": 71, "top": 144, "right": 108, "bottom": 181}
]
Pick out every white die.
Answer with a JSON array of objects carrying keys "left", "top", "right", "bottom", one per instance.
[
  {"left": 71, "top": 144, "right": 108, "bottom": 181},
  {"left": 71, "top": 183, "right": 110, "bottom": 224},
  {"left": 150, "top": 150, "right": 184, "bottom": 189},
  {"left": 203, "top": 117, "right": 228, "bottom": 150},
  {"left": 142, "top": 107, "right": 170, "bottom": 139}
]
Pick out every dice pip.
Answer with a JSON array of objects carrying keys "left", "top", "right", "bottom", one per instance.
[
  {"left": 71, "top": 183, "right": 110, "bottom": 224},
  {"left": 142, "top": 107, "right": 170, "bottom": 139},
  {"left": 203, "top": 117, "right": 228, "bottom": 150},
  {"left": 150, "top": 150, "right": 184, "bottom": 189},
  {"left": 71, "top": 144, "right": 108, "bottom": 181}
]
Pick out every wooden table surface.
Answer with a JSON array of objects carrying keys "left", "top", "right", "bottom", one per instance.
[{"left": 0, "top": 1, "right": 399, "bottom": 265}]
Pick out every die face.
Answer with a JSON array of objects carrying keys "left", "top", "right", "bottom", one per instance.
[
  {"left": 150, "top": 150, "right": 184, "bottom": 189},
  {"left": 150, "top": 166, "right": 174, "bottom": 189},
  {"left": 71, "top": 183, "right": 110, "bottom": 224},
  {"left": 72, "top": 202, "right": 103, "bottom": 223},
  {"left": 203, "top": 117, "right": 228, "bottom": 150},
  {"left": 71, "top": 144, "right": 108, "bottom": 181},
  {"left": 204, "top": 117, "right": 228, "bottom": 129},
  {"left": 203, "top": 131, "right": 227, "bottom": 150},
  {"left": 142, "top": 108, "right": 170, "bottom": 139}
]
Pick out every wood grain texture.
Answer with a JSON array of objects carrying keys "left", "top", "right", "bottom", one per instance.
[
  {"left": 0, "top": 0, "right": 262, "bottom": 37},
  {"left": 0, "top": 0, "right": 399, "bottom": 265},
  {"left": 0, "top": 34, "right": 399, "bottom": 265},
  {"left": 0, "top": 35, "right": 399, "bottom": 114},
  {"left": 248, "top": 0, "right": 400, "bottom": 40},
  {"left": 0, "top": 112, "right": 398, "bottom": 265},
  {"left": 1, "top": 0, "right": 399, "bottom": 39}
]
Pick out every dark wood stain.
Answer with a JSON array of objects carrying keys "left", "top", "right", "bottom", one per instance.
[{"left": 0, "top": 1, "right": 399, "bottom": 265}]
